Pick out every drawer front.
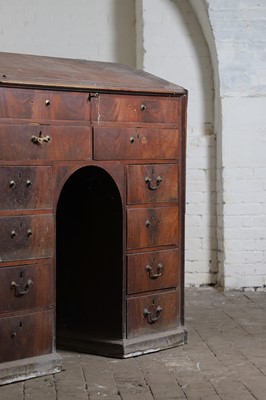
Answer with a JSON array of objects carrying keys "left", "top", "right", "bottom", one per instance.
[
  {"left": 127, "top": 164, "right": 178, "bottom": 204},
  {"left": 0, "top": 87, "right": 90, "bottom": 120},
  {"left": 127, "top": 249, "right": 179, "bottom": 294},
  {"left": 0, "top": 166, "right": 52, "bottom": 210},
  {"left": 0, "top": 263, "right": 53, "bottom": 313},
  {"left": 0, "top": 125, "right": 91, "bottom": 161},
  {"left": 127, "top": 206, "right": 178, "bottom": 249},
  {"left": 127, "top": 290, "right": 178, "bottom": 338},
  {"left": 93, "top": 127, "right": 178, "bottom": 160},
  {"left": 0, "top": 310, "right": 53, "bottom": 363},
  {"left": 91, "top": 94, "right": 179, "bottom": 123},
  {"left": 0, "top": 214, "right": 53, "bottom": 262}
]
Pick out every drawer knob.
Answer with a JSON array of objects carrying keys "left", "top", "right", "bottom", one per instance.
[
  {"left": 145, "top": 220, "right": 151, "bottom": 228},
  {"left": 10, "top": 332, "right": 17, "bottom": 338},
  {"left": 10, "top": 230, "right": 17, "bottom": 238},
  {"left": 11, "top": 279, "right": 33, "bottom": 296},
  {"left": 9, "top": 180, "right": 16, "bottom": 188},
  {"left": 26, "top": 179, "right": 32, "bottom": 187},
  {"left": 31, "top": 134, "right": 51, "bottom": 145},
  {"left": 129, "top": 137, "right": 135, "bottom": 144},
  {"left": 45, "top": 99, "right": 51, "bottom": 106},
  {"left": 140, "top": 104, "right": 147, "bottom": 111},
  {"left": 27, "top": 229, "right": 33, "bottom": 237},
  {"left": 143, "top": 305, "right": 163, "bottom": 324},
  {"left": 146, "top": 263, "right": 163, "bottom": 279},
  {"left": 145, "top": 176, "right": 163, "bottom": 191}
]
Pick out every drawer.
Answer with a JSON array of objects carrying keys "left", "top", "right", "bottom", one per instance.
[
  {"left": 127, "top": 206, "right": 178, "bottom": 249},
  {"left": 0, "top": 309, "right": 53, "bottom": 363},
  {"left": 0, "top": 166, "right": 52, "bottom": 210},
  {"left": 0, "top": 214, "right": 53, "bottom": 262},
  {"left": 93, "top": 127, "right": 178, "bottom": 160},
  {"left": 127, "top": 290, "right": 178, "bottom": 338},
  {"left": 127, "top": 164, "right": 178, "bottom": 204},
  {"left": 0, "top": 263, "right": 53, "bottom": 313},
  {"left": 0, "top": 125, "right": 91, "bottom": 161},
  {"left": 91, "top": 94, "right": 179, "bottom": 123},
  {"left": 127, "top": 249, "right": 179, "bottom": 294},
  {"left": 0, "top": 87, "right": 90, "bottom": 121}
]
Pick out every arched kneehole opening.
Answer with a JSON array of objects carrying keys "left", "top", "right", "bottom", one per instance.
[{"left": 56, "top": 166, "right": 123, "bottom": 348}]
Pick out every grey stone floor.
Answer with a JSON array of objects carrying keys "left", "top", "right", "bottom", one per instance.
[{"left": 1, "top": 288, "right": 266, "bottom": 399}]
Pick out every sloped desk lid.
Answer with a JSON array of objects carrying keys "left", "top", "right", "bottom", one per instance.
[{"left": 0, "top": 52, "right": 186, "bottom": 95}]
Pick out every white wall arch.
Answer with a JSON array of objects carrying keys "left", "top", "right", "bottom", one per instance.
[
  {"left": 136, "top": 0, "right": 266, "bottom": 290},
  {"left": 136, "top": 0, "right": 218, "bottom": 287},
  {"left": 188, "top": 0, "right": 225, "bottom": 287},
  {"left": 189, "top": 0, "right": 266, "bottom": 290}
]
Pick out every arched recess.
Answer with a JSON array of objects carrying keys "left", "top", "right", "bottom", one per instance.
[
  {"left": 188, "top": 0, "right": 224, "bottom": 287},
  {"left": 135, "top": 0, "right": 221, "bottom": 286},
  {"left": 56, "top": 166, "right": 123, "bottom": 347}
]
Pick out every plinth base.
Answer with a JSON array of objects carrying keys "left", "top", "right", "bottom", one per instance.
[
  {"left": 0, "top": 353, "right": 62, "bottom": 386},
  {"left": 57, "top": 327, "right": 187, "bottom": 358}
]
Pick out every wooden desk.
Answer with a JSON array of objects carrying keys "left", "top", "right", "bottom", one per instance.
[{"left": 0, "top": 52, "right": 187, "bottom": 384}]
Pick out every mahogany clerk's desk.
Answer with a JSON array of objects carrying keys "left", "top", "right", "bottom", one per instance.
[{"left": 0, "top": 52, "right": 187, "bottom": 385}]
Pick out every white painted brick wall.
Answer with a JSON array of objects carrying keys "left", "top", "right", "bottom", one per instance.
[
  {"left": 222, "top": 162, "right": 266, "bottom": 288},
  {"left": 206, "top": 0, "right": 266, "bottom": 289}
]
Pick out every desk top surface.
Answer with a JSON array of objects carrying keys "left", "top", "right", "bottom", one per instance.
[{"left": 0, "top": 52, "right": 186, "bottom": 96}]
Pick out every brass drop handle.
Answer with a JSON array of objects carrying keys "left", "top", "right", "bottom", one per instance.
[
  {"left": 146, "top": 263, "right": 163, "bottom": 279},
  {"left": 143, "top": 306, "right": 163, "bottom": 324},
  {"left": 145, "top": 176, "right": 163, "bottom": 191},
  {"left": 31, "top": 134, "right": 51, "bottom": 145},
  {"left": 11, "top": 279, "right": 33, "bottom": 296},
  {"left": 140, "top": 104, "right": 147, "bottom": 111}
]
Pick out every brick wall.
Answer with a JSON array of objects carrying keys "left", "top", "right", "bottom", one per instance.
[
  {"left": 137, "top": 0, "right": 266, "bottom": 289},
  {"left": 191, "top": 0, "right": 266, "bottom": 289}
]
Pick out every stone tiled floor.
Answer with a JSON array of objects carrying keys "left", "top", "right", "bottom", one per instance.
[{"left": 1, "top": 288, "right": 266, "bottom": 399}]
